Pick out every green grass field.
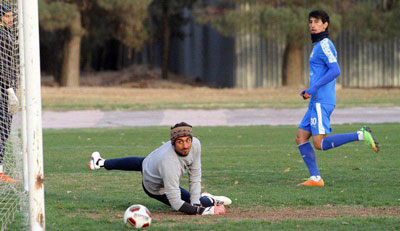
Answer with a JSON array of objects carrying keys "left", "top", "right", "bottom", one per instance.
[{"left": 8, "top": 123, "right": 400, "bottom": 230}]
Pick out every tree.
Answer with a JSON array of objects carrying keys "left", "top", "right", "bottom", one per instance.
[
  {"left": 195, "top": 0, "right": 342, "bottom": 86},
  {"left": 39, "top": 0, "right": 151, "bottom": 87},
  {"left": 96, "top": 0, "right": 151, "bottom": 50},
  {"left": 148, "top": 0, "right": 198, "bottom": 79},
  {"left": 342, "top": 0, "right": 400, "bottom": 41},
  {"left": 95, "top": 0, "right": 152, "bottom": 70},
  {"left": 39, "top": 0, "right": 86, "bottom": 87}
]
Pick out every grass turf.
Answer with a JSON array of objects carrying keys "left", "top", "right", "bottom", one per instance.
[{"left": 7, "top": 123, "right": 400, "bottom": 230}]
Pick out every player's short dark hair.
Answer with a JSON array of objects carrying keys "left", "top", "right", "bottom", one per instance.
[
  {"left": 171, "top": 122, "right": 192, "bottom": 130},
  {"left": 309, "top": 10, "right": 330, "bottom": 30}
]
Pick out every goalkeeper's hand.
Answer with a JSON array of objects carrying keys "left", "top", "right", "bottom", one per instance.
[
  {"left": 196, "top": 205, "right": 226, "bottom": 215},
  {"left": 6, "top": 88, "right": 19, "bottom": 114}
]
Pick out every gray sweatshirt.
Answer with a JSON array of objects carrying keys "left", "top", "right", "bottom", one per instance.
[{"left": 142, "top": 137, "right": 201, "bottom": 211}]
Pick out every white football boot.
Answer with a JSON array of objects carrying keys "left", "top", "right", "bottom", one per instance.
[
  {"left": 201, "top": 192, "right": 232, "bottom": 206},
  {"left": 88, "top": 152, "right": 105, "bottom": 170}
]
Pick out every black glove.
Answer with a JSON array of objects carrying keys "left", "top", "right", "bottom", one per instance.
[{"left": 196, "top": 205, "right": 215, "bottom": 215}]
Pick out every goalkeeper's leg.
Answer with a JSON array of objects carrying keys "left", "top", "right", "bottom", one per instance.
[
  {"left": 142, "top": 183, "right": 227, "bottom": 215},
  {"left": 179, "top": 187, "right": 215, "bottom": 207},
  {"left": 104, "top": 157, "right": 145, "bottom": 171},
  {"left": 142, "top": 184, "right": 224, "bottom": 208},
  {"left": 142, "top": 185, "right": 213, "bottom": 207},
  {"left": 88, "top": 151, "right": 144, "bottom": 171},
  {"left": 180, "top": 188, "right": 232, "bottom": 206}
]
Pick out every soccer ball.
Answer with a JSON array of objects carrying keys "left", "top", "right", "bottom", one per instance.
[{"left": 123, "top": 204, "right": 152, "bottom": 229}]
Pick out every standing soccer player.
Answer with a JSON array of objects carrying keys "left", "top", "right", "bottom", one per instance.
[
  {"left": 88, "top": 122, "right": 231, "bottom": 215},
  {"left": 296, "top": 10, "right": 379, "bottom": 187},
  {"left": 0, "top": 3, "right": 19, "bottom": 182}
]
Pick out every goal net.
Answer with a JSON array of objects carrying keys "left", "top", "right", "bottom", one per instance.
[{"left": 0, "top": 0, "right": 26, "bottom": 230}]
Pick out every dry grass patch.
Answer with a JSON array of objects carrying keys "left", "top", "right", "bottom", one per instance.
[
  {"left": 41, "top": 87, "right": 400, "bottom": 111},
  {"left": 151, "top": 206, "right": 400, "bottom": 223}
]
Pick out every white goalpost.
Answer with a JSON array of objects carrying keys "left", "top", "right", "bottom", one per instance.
[
  {"left": 0, "top": 0, "right": 45, "bottom": 230},
  {"left": 22, "top": 0, "right": 45, "bottom": 229}
]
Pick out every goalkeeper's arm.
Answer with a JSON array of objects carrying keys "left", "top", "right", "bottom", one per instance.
[
  {"left": 162, "top": 173, "right": 199, "bottom": 214},
  {"left": 163, "top": 181, "right": 224, "bottom": 215},
  {"left": 179, "top": 202, "right": 224, "bottom": 215},
  {"left": 178, "top": 202, "right": 200, "bottom": 215},
  {"left": 162, "top": 168, "right": 220, "bottom": 215}
]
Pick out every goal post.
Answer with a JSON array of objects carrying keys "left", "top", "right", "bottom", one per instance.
[
  {"left": 17, "top": 0, "right": 28, "bottom": 194},
  {"left": 22, "top": 0, "right": 45, "bottom": 229},
  {"left": 0, "top": 0, "right": 44, "bottom": 230}
]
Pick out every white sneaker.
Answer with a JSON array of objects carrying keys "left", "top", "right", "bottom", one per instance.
[
  {"left": 88, "top": 152, "right": 104, "bottom": 170},
  {"left": 201, "top": 192, "right": 232, "bottom": 206}
]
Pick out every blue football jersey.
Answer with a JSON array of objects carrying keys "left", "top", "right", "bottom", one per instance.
[{"left": 309, "top": 38, "right": 338, "bottom": 105}]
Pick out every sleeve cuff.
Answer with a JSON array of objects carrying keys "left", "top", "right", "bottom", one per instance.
[{"left": 178, "top": 202, "right": 198, "bottom": 215}]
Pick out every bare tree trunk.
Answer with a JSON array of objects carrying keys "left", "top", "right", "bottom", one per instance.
[
  {"left": 147, "top": 42, "right": 154, "bottom": 70},
  {"left": 60, "top": 12, "right": 83, "bottom": 87},
  {"left": 117, "top": 43, "right": 124, "bottom": 69},
  {"left": 161, "top": 0, "right": 170, "bottom": 80},
  {"left": 282, "top": 41, "right": 303, "bottom": 86}
]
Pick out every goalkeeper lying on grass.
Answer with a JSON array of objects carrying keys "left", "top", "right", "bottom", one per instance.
[{"left": 88, "top": 122, "right": 231, "bottom": 215}]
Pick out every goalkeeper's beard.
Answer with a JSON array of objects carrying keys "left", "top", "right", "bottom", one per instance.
[{"left": 174, "top": 147, "right": 190, "bottom": 156}]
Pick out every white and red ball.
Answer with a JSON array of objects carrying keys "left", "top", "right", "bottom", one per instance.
[{"left": 123, "top": 204, "right": 152, "bottom": 229}]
